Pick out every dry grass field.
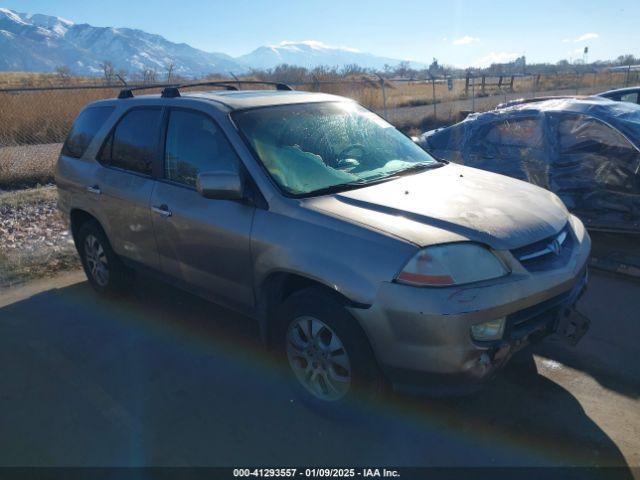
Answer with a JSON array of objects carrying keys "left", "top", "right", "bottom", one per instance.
[
  {"left": 0, "top": 71, "right": 99, "bottom": 88},
  {"left": 300, "top": 70, "right": 630, "bottom": 111},
  {"left": 0, "top": 70, "right": 633, "bottom": 189},
  {"left": 0, "top": 70, "right": 632, "bottom": 145},
  {"left": 0, "top": 88, "right": 120, "bottom": 146}
]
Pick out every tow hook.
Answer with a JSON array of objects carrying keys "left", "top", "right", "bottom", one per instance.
[
  {"left": 467, "top": 344, "right": 511, "bottom": 378},
  {"left": 558, "top": 308, "right": 590, "bottom": 346}
]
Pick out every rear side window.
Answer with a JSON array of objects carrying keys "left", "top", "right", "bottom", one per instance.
[
  {"left": 61, "top": 106, "right": 114, "bottom": 159},
  {"left": 557, "top": 115, "right": 634, "bottom": 153},
  {"left": 99, "top": 108, "right": 162, "bottom": 175}
]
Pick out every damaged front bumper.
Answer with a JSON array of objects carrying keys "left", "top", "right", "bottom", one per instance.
[
  {"left": 374, "top": 269, "right": 589, "bottom": 394},
  {"left": 472, "top": 268, "right": 589, "bottom": 373},
  {"left": 348, "top": 224, "right": 591, "bottom": 393}
]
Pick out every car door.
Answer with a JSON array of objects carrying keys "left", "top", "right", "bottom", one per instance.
[
  {"left": 150, "top": 107, "right": 256, "bottom": 309},
  {"left": 94, "top": 107, "right": 163, "bottom": 269},
  {"left": 464, "top": 115, "right": 551, "bottom": 189},
  {"left": 548, "top": 113, "right": 640, "bottom": 229}
]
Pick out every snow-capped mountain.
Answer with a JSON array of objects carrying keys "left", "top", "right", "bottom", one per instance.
[
  {"left": 0, "top": 8, "right": 423, "bottom": 76},
  {"left": 238, "top": 40, "right": 424, "bottom": 71},
  {"left": 0, "top": 8, "right": 247, "bottom": 76}
]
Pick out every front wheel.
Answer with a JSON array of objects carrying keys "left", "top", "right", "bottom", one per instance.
[
  {"left": 286, "top": 315, "right": 353, "bottom": 402},
  {"left": 278, "top": 287, "right": 382, "bottom": 409}
]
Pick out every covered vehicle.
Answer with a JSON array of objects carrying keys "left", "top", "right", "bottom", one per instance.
[
  {"left": 598, "top": 86, "right": 640, "bottom": 105},
  {"left": 417, "top": 97, "right": 640, "bottom": 233}
]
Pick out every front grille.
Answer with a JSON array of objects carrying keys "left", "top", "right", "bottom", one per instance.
[{"left": 511, "top": 223, "right": 574, "bottom": 272}]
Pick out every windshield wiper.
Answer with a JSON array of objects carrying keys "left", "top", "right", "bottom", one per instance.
[
  {"left": 301, "top": 177, "right": 396, "bottom": 197},
  {"left": 391, "top": 161, "right": 445, "bottom": 177},
  {"left": 301, "top": 162, "right": 444, "bottom": 198}
]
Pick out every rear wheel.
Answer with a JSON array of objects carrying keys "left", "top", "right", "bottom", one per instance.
[
  {"left": 77, "top": 220, "right": 132, "bottom": 295},
  {"left": 277, "top": 287, "right": 381, "bottom": 410}
]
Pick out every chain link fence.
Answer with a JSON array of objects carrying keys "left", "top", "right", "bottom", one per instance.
[{"left": 1, "top": 69, "right": 637, "bottom": 190}]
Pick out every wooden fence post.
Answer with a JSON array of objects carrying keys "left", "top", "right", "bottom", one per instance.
[
  {"left": 431, "top": 77, "right": 436, "bottom": 118},
  {"left": 376, "top": 74, "right": 388, "bottom": 119}
]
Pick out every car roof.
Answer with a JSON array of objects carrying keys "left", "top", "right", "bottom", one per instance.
[
  {"left": 426, "top": 95, "right": 640, "bottom": 149},
  {"left": 182, "top": 90, "right": 347, "bottom": 109},
  {"left": 474, "top": 96, "right": 640, "bottom": 122},
  {"left": 88, "top": 89, "right": 348, "bottom": 111},
  {"left": 598, "top": 86, "right": 640, "bottom": 96}
]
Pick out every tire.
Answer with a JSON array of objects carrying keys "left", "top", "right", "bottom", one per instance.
[
  {"left": 76, "top": 219, "right": 133, "bottom": 296},
  {"left": 276, "top": 287, "right": 382, "bottom": 412}
]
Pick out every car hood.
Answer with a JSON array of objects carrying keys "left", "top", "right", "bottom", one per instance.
[{"left": 302, "top": 163, "right": 569, "bottom": 250}]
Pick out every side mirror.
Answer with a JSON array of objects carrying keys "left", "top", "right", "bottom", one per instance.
[{"left": 196, "top": 171, "right": 244, "bottom": 200}]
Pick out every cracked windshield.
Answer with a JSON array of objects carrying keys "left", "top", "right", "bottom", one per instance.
[{"left": 234, "top": 102, "right": 439, "bottom": 195}]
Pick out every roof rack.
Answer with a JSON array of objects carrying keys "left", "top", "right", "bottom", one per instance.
[
  {"left": 160, "top": 80, "right": 294, "bottom": 98},
  {"left": 118, "top": 80, "right": 294, "bottom": 99},
  {"left": 161, "top": 82, "right": 238, "bottom": 98},
  {"left": 117, "top": 83, "right": 178, "bottom": 99}
]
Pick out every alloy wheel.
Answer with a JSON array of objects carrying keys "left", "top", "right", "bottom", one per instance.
[
  {"left": 84, "top": 234, "right": 109, "bottom": 287},
  {"left": 286, "top": 316, "right": 352, "bottom": 401}
]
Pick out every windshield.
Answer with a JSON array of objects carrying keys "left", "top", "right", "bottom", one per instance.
[{"left": 232, "top": 102, "right": 439, "bottom": 196}]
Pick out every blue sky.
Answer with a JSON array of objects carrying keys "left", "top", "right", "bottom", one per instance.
[{"left": 3, "top": 0, "right": 638, "bottom": 66}]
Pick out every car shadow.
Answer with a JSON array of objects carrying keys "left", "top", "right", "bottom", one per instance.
[
  {"left": 0, "top": 275, "right": 633, "bottom": 472},
  {"left": 531, "top": 269, "right": 640, "bottom": 400},
  {"left": 385, "top": 356, "right": 632, "bottom": 473}
]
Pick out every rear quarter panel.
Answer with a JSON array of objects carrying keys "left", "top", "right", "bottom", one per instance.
[
  {"left": 55, "top": 101, "right": 121, "bottom": 233},
  {"left": 55, "top": 154, "right": 112, "bottom": 235}
]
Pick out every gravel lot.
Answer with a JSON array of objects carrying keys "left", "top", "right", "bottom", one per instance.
[{"left": 0, "top": 186, "right": 78, "bottom": 287}]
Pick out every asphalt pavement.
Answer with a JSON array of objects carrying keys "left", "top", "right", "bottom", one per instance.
[{"left": 0, "top": 269, "right": 638, "bottom": 473}]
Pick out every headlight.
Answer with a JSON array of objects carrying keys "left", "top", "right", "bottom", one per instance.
[{"left": 396, "top": 243, "right": 508, "bottom": 287}]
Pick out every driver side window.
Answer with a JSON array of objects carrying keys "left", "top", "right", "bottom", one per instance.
[{"left": 164, "top": 110, "right": 239, "bottom": 187}]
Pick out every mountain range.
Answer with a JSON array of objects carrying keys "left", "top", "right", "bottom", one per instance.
[{"left": 0, "top": 8, "right": 425, "bottom": 77}]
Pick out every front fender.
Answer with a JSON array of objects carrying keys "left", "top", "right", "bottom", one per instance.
[{"left": 251, "top": 208, "right": 416, "bottom": 306}]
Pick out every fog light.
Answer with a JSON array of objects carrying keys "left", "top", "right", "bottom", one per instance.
[{"left": 471, "top": 317, "right": 506, "bottom": 341}]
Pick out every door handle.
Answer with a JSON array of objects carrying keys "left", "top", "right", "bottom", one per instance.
[
  {"left": 151, "top": 204, "right": 172, "bottom": 217},
  {"left": 86, "top": 184, "right": 101, "bottom": 195}
]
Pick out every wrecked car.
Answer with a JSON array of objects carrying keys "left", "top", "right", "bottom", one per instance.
[
  {"left": 417, "top": 97, "right": 640, "bottom": 233},
  {"left": 57, "top": 84, "right": 590, "bottom": 408}
]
